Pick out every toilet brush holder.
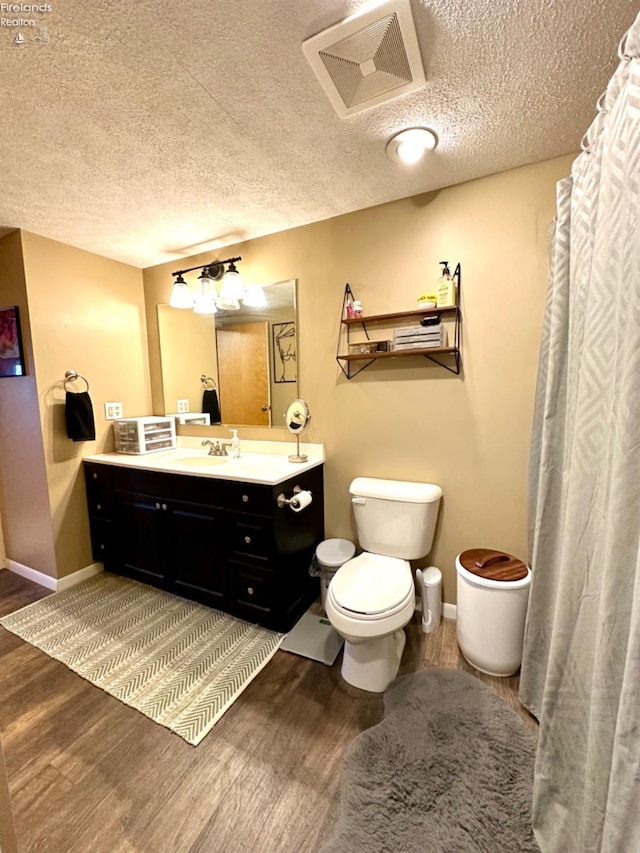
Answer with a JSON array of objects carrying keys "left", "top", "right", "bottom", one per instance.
[{"left": 416, "top": 567, "right": 442, "bottom": 634}]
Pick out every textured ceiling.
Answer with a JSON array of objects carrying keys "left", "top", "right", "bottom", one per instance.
[{"left": 0, "top": 0, "right": 637, "bottom": 268}]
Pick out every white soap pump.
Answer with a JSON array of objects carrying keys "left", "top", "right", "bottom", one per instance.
[{"left": 229, "top": 429, "right": 241, "bottom": 458}]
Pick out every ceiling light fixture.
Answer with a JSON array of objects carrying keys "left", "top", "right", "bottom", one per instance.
[{"left": 385, "top": 127, "right": 438, "bottom": 165}]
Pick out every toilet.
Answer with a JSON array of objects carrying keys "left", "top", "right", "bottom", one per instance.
[{"left": 325, "top": 477, "right": 442, "bottom": 693}]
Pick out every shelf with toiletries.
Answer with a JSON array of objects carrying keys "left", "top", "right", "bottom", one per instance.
[{"left": 336, "top": 264, "right": 462, "bottom": 379}]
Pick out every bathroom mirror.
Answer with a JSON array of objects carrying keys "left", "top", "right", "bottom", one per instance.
[
  {"left": 285, "top": 398, "right": 310, "bottom": 462},
  {"left": 157, "top": 279, "right": 298, "bottom": 428}
]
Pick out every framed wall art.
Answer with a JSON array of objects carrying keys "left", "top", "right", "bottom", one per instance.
[
  {"left": 0, "top": 306, "right": 26, "bottom": 377},
  {"left": 272, "top": 321, "right": 296, "bottom": 383}
]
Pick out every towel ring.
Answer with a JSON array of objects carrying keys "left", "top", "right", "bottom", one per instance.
[
  {"left": 64, "top": 369, "right": 90, "bottom": 393},
  {"left": 200, "top": 374, "right": 217, "bottom": 390}
]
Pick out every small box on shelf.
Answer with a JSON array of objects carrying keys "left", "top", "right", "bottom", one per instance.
[{"left": 348, "top": 340, "right": 391, "bottom": 355}]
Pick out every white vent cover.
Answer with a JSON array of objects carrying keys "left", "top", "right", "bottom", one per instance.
[{"left": 302, "top": 0, "right": 425, "bottom": 118}]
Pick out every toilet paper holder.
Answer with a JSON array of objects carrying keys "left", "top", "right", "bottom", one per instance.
[{"left": 277, "top": 485, "right": 312, "bottom": 509}]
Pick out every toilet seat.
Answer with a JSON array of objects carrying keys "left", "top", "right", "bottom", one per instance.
[{"left": 329, "top": 552, "right": 414, "bottom": 619}]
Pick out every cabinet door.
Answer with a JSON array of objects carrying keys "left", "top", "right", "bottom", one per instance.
[
  {"left": 168, "top": 500, "right": 226, "bottom": 605},
  {"left": 115, "top": 491, "right": 167, "bottom": 585}
]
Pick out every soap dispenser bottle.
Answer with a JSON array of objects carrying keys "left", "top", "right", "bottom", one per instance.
[
  {"left": 436, "top": 261, "right": 456, "bottom": 308},
  {"left": 230, "top": 429, "right": 240, "bottom": 458}
]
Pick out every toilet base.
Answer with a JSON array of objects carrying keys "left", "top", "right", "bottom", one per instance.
[{"left": 341, "top": 629, "right": 406, "bottom": 693}]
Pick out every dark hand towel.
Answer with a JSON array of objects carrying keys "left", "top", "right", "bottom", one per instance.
[
  {"left": 202, "top": 389, "right": 221, "bottom": 424},
  {"left": 65, "top": 391, "right": 96, "bottom": 441}
]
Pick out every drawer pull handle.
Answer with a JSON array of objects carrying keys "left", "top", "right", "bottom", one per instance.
[
  {"left": 247, "top": 587, "right": 254, "bottom": 595},
  {"left": 96, "top": 503, "right": 102, "bottom": 511},
  {"left": 162, "top": 503, "right": 168, "bottom": 511},
  {"left": 244, "top": 536, "right": 251, "bottom": 544},
  {"left": 92, "top": 473, "right": 98, "bottom": 480},
  {"left": 242, "top": 494, "right": 249, "bottom": 503},
  {"left": 155, "top": 502, "right": 161, "bottom": 510},
  {"left": 99, "top": 543, "right": 105, "bottom": 551}
]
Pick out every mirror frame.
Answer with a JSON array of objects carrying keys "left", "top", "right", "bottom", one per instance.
[{"left": 285, "top": 399, "right": 311, "bottom": 435}]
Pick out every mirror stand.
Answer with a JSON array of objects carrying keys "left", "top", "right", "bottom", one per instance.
[
  {"left": 285, "top": 399, "right": 311, "bottom": 463},
  {"left": 289, "top": 432, "right": 308, "bottom": 464}
]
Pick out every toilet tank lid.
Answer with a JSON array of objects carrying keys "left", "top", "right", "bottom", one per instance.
[{"left": 350, "top": 477, "right": 442, "bottom": 504}]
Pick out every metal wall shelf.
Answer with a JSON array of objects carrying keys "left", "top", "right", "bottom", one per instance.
[{"left": 336, "top": 265, "right": 462, "bottom": 379}]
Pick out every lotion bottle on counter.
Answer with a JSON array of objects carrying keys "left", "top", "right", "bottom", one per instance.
[{"left": 436, "top": 261, "right": 456, "bottom": 308}]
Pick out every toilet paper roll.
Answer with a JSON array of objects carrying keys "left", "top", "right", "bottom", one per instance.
[{"left": 290, "top": 490, "right": 312, "bottom": 512}]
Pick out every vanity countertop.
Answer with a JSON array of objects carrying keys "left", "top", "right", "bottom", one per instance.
[{"left": 85, "top": 439, "right": 325, "bottom": 485}]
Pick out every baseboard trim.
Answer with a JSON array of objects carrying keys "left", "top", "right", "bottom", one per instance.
[
  {"left": 443, "top": 602, "right": 457, "bottom": 620},
  {"left": 57, "top": 563, "right": 103, "bottom": 591},
  {"left": 7, "top": 560, "right": 103, "bottom": 591}
]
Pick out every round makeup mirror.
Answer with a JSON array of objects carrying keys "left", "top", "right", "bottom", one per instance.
[{"left": 285, "top": 399, "right": 310, "bottom": 462}]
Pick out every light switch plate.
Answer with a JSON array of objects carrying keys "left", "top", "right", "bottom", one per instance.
[
  {"left": 105, "top": 402, "right": 123, "bottom": 420},
  {"left": 177, "top": 398, "right": 189, "bottom": 413}
]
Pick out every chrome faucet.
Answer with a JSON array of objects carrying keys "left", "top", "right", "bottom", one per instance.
[{"left": 201, "top": 439, "right": 230, "bottom": 456}]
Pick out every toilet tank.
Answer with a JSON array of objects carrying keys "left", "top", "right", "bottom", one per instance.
[{"left": 350, "top": 477, "right": 442, "bottom": 560}]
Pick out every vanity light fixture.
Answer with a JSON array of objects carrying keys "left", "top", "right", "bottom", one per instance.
[
  {"left": 218, "top": 260, "right": 244, "bottom": 310},
  {"left": 170, "top": 256, "right": 242, "bottom": 312},
  {"left": 168, "top": 273, "right": 194, "bottom": 309},
  {"left": 170, "top": 256, "right": 268, "bottom": 313},
  {"left": 241, "top": 285, "right": 268, "bottom": 308},
  {"left": 193, "top": 268, "right": 218, "bottom": 315},
  {"left": 385, "top": 127, "right": 438, "bottom": 165}
]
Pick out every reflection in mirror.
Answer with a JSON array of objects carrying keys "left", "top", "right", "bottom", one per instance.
[{"left": 157, "top": 279, "right": 298, "bottom": 427}]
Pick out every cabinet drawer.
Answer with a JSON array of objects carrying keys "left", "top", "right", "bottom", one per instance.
[
  {"left": 87, "top": 487, "right": 113, "bottom": 518},
  {"left": 227, "top": 514, "right": 272, "bottom": 565},
  {"left": 90, "top": 518, "right": 113, "bottom": 561},
  {"left": 225, "top": 481, "right": 273, "bottom": 516},
  {"left": 231, "top": 562, "right": 273, "bottom": 613},
  {"left": 85, "top": 463, "right": 113, "bottom": 490}
]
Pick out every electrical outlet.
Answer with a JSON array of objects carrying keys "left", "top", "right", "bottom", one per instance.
[
  {"left": 177, "top": 399, "right": 190, "bottom": 413},
  {"left": 105, "top": 402, "right": 123, "bottom": 420}
]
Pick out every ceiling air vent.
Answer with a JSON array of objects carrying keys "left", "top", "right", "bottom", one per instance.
[{"left": 302, "top": 0, "right": 425, "bottom": 118}]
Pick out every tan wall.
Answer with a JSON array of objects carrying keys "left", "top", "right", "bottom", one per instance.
[
  {"left": 144, "top": 156, "right": 573, "bottom": 603},
  {"left": 0, "top": 231, "right": 57, "bottom": 577},
  {"left": 19, "top": 231, "right": 151, "bottom": 579}
]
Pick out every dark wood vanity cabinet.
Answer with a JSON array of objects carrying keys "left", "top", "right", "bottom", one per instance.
[{"left": 84, "top": 461, "right": 324, "bottom": 632}]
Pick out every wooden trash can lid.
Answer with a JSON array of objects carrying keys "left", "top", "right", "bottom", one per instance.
[{"left": 459, "top": 548, "right": 528, "bottom": 582}]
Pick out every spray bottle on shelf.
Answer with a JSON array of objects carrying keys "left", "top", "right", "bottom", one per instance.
[{"left": 436, "top": 261, "right": 456, "bottom": 308}]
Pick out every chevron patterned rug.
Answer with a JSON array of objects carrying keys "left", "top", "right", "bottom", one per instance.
[{"left": 0, "top": 573, "right": 284, "bottom": 745}]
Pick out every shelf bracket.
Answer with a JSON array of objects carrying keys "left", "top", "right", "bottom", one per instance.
[
  {"left": 337, "top": 283, "right": 371, "bottom": 379},
  {"left": 422, "top": 350, "right": 461, "bottom": 375}
]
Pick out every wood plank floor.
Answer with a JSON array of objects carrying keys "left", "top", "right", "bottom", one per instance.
[{"left": 0, "top": 570, "right": 536, "bottom": 852}]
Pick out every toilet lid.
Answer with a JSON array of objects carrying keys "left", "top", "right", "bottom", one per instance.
[{"left": 331, "top": 553, "right": 413, "bottom": 615}]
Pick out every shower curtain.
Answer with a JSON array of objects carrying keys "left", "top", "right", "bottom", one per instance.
[{"left": 520, "top": 13, "right": 640, "bottom": 852}]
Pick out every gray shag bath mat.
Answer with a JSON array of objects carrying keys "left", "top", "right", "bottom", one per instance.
[{"left": 320, "top": 668, "right": 538, "bottom": 853}]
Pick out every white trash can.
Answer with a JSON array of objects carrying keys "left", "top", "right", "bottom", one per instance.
[
  {"left": 455, "top": 548, "right": 531, "bottom": 677},
  {"left": 314, "top": 539, "right": 356, "bottom": 613}
]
